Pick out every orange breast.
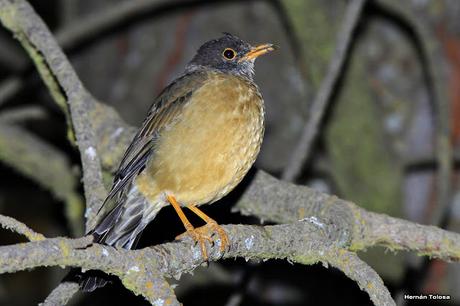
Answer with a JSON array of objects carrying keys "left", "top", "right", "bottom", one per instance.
[{"left": 137, "top": 73, "right": 264, "bottom": 206}]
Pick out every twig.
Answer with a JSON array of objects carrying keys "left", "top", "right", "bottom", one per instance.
[
  {"left": 0, "top": 105, "right": 48, "bottom": 122},
  {"left": 0, "top": 214, "right": 45, "bottom": 241},
  {"left": 282, "top": 0, "right": 368, "bottom": 181},
  {"left": 403, "top": 150, "right": 460, "bottom": 172},
  {"left": 0, "top": 77, "right": 21, "bottom": 106}
]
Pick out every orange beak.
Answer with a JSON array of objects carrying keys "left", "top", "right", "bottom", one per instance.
[{"left": 239, "top": 43, "right": 276, "bottom": 62}]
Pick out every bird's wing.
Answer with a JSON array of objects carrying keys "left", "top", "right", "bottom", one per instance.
[{"left": 94, "top": 71, "right": 209, "bottom": 222}]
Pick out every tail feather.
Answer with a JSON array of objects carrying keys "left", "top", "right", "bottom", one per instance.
[
  {"left": 64, "top": 267, "right": 108, "bottom": 292},
  {"left": 81, "top": 276, "right": 107, "bottom": 292}
]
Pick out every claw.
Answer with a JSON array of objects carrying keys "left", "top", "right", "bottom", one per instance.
[{"left": 175, "top": 221, "right": 229, "bottom": 260}]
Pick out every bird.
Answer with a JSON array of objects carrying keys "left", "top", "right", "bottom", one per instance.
[{"left": 68, "top": 33, "right": 275, "bottom": 292}]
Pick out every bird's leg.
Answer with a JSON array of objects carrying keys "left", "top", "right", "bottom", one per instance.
[
  {"left": 166, "top": 195, "right": 212, "bottom": 260},
  {"left": 186, "top": 205, "right": 229, "bottom": 253}
]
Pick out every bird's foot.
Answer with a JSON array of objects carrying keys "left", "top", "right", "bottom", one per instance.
[{"left": 176, "top": 221, "right": 229, "bottom": 260}]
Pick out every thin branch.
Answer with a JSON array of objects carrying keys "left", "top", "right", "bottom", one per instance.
[
  {"left": 0, "top": 214, "right": 45, "bottom": 241},
  {"left": 323, "top": 251, "right": 394, "bottom": 306},
  {"left": 0, "top": 76, "right": 21, "bottom": 106},
  {"left": 0, "top": 105, "right": 48, "bottom": 123},
  {"left": 282, "top": 0, "right": 368, "bottom": 181},
  {"left": 402, "top": 150, "right": 460, "bottom": 172}
]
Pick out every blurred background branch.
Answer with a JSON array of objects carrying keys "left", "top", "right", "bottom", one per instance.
[{"left": 282, "top": 0, "right": 367, "bottom": 182}]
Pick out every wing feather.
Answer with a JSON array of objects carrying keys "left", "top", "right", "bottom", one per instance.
[{"left": 94, "top": 72, "right": 208, "bottom": 222}]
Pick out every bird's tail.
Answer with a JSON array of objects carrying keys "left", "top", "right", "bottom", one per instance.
[
  {"left": 62, "top": 187, "right": 161, "bottom": 292},
  {"left": 63, "top": 265, "right": 109, "bottom": 292}
]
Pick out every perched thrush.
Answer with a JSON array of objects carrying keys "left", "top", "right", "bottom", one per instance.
[{"left": 74, "top": 33, "right": 275, "bottom": 291}]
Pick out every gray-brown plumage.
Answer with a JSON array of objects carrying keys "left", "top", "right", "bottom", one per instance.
[{"left": 68, "top": 33, "right": 275, "bottom": 292}]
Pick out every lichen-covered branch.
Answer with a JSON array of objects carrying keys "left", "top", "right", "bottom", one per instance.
[
  {"left": 235, "top": 170, "right": 460, "bottom": 261},
  {"left": 0, "top": 214, "right": 45, "bottom": 241},
  {"left": 3, "top": 167, "right": 459, "bottom": 305},
  {"left": 0, "top": 221, "right": 394, "bottom": 306}
]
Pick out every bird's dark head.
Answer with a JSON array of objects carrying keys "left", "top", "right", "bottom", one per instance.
[{"left": 185, "top": 33, "right": 275, "bottom": 80}]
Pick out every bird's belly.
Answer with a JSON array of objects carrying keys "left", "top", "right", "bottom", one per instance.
[{"left": 138, "top": 78, "right": 264, "bottom": 206}]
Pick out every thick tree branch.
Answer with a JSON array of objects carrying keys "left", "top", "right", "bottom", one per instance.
[
  {"left": 0, "top": 221, "right": 394, "bottom": 306},
  {"left": 236, "top": 171, "right": 460, "bottom": 261}
]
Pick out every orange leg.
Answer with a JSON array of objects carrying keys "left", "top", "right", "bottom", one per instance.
[
  {"left": 166, "top": 195, "right": 212, "bottom": 259},
  {"left": 166, "top": 195, "right": 194, "bottom": 231},
  {"left": 187, "top": 205, "right": 229, "bottom": 253}
]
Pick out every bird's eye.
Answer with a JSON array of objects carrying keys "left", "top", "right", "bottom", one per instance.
[{"left": 222, "top": 48, "right": 236, "bottom": 60}]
